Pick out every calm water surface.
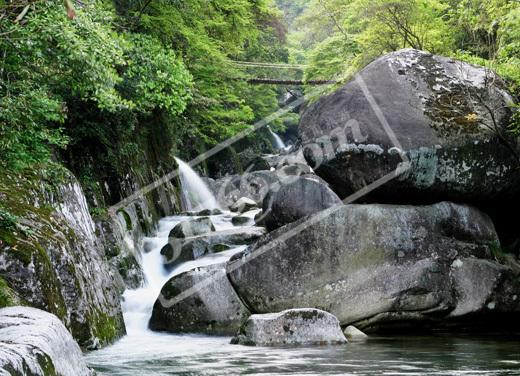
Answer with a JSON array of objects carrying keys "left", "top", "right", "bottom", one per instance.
[{"left": 86, "top": 331, "right": 520, "bottom": 375}]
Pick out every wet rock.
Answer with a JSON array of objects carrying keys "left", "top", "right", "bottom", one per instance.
[
  {"left": 162, "top": 227, "right": 266, "bottom": 267},
  {"left": 343, "top": 326, "right": 368, "bottom": 341},
  {"left": 149, "top": 265, "right": 250, "bottom": 335},
  {"left": 0, "top": 172, "right": 125, "bottom": 348},
  {"left": 169, "top": 217, "right": 215, "bottom": 239},
  {"left": 96, "top": 216, "right": 143, "bottom": 290},
  {"left": 278, "top": 163, "right": 312, "bottom": 177},
  {"left": 211, "top": 168, "right": 304, "bottom": 209},
  {"left": 142, "top": 238, "right": 156, "bottom": 254},
  {"left": 261, "top": 175, "right": 342, "bottom": 231},
  {"left": 232, "top": 215, "right": 251, "bottom": 226},
  {"left": 0, "top": 307, "right": 94, "bottom": 376},
  {"left": 180, "top": 208, "right": 223, "bottom": 216},
  {"left": 230, "top": 197, "right": 258, "bottom": 213},
  {"left": 300, "top": 49, "right": 520, "bottom": 203},
  {"left": 227, "top": 202, "right": 518, "bottom": 330},
  {"left": 231, "top": 308, "right": 347, "bottom": 346}
]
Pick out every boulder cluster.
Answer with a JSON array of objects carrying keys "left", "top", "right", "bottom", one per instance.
[{"left": 148, "top": 49, "right": 520, "bottom": 345}]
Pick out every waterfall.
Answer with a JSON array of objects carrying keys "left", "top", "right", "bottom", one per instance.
[
  {"left": 120, "top": 216, "right": 246, "bottom": 335},
  {"left": 174, "top": 157, "right": 220, "bottom": 212},
  {"left": 268, "top": 127, "right": 287, "bottom": 150}
]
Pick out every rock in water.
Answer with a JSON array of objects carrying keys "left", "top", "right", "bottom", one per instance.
[
  {"left": 161, "top": 227, "right": 266, "bottom": 267},
  {"left": 227, "top": 202, "right": 520, "bottom": 330},
  {"left": 231, "top": 309, "right": 347, "bottom": 346},
  {"left": 261, "top": 175, "right": 342, "bottom": 231},
  {"left": 343, "top": 326, "right": 368, "bottom": 341},
  {"left": 299, "top": 49, "right": 520, "bottom": 202},
  {"left": 230, "top": 197, "right": 258, "bottom": 213},
  {"left": 149, "top": 265, "right": 250, "bottom": 335},
  {"left": 232, "top": 215, "right": 251, "bottom": 226},
  {"left": 0, "top": 307, "right": 93, "bottom": 376},
  {"left": 169, "top": 217, "right": 215, "bottom": 238}
]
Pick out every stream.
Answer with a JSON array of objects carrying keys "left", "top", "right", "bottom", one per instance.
[
  {"left": 86, "top": 158, "right": 520, "bottom": 376},
  {"left": 85, "top": 212, "right": 520, "bottom": 376}
]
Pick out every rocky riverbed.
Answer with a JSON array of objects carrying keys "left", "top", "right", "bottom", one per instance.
[{"left": 1, "top": 49, "right": 519, "bottom": 374}]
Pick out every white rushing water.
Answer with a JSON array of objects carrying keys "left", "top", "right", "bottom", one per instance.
[
  {"left": 175, "top": 157, "right": 220, "bottom": 212},
  {"left": 268, "top": 127, "right": 287, "bottom": 150},
  {"left": 122, "top": 213, "right": 246, "bottom": 335},
  {"left": 86, "top": 158, "right": 520, "bottom": 375},
  {"left": 87, "top": 216, "right": 520, "bottom": 376}
]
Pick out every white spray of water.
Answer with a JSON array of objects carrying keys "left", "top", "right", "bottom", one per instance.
[
  {"left": 268, "top": 127, "right": 287, "bottom": 150},
  {"left": 121, "top": 214, "right": 245, "bottom": 335},
  {"left": 175, "top": 157, "right": 220, "bottom": 212}
]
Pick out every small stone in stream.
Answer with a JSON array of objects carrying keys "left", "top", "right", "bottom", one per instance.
[
  {"left": 160, "top": 244, "right": 176, "bottom": 265},
  {"left": 143, "top": 238, "right": 156, "bottom": 253},
  {"left": 169, "top": 217, "right": 215, "bottom": 239},
  {"left": 162, "top": 227, "right": 266, "bottom": 268},
  {"left": 231, "top": 308, "right": 348, "bottom": 346},
  {"left": 211, "top": 208, "right": 224, "bottom": 215},
  {"left": 230, "top": 197, "right": 258, "bottom": 213},
  {"left": 343, "top": 326, "right": 368, "bottom": 341},
  {"left": 232, "top": 216, "right": 250, "bottom": 226}
]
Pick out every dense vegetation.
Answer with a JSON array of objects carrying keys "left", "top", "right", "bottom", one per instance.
[
  {"left": 0, "top": 0, "right": 518, "bottom": 210},
  {"left": 291, "top": 0, "right": 520, "bottom": 93}
]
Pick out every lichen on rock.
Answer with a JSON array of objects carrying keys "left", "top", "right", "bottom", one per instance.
[{"left": 0, "top": 170, "right": 125, "bottom": 348}]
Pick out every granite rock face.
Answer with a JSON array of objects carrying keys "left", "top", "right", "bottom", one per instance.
[
  {"left": 299, "top": 49, "right": 519, "bottom": 202},
  {"left": 0, "top": 307, "right": 94, "bottom": 376},
  {"left": 227, "top": 202, "right": 520, "bottom": 330},
  {"left": 0, "top": 172, "right": 125, "bottom": 348},
  {"left": 231, "top": 308, "right": 347, "bottom": 346}
]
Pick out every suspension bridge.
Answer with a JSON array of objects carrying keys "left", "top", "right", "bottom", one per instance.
[{"left": 230, "top": 60, "right": 336, "bottom": 85}]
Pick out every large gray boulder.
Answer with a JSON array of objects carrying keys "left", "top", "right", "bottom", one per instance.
[
  {"left": 227, "top": 202, "right": 520, "bottom": 330},
  {"left": 231, "top": 308, "right": 347, "bottom": 346},
  {"left": 261, "top": 175, "right": 342, "bottom": 231},
  {"left": 149, "top": 265, "right": 250, "bottom": 335},
  {"left": 0, "top": 307, "right": 93, "bottom": 376},
  {"left": 300, "top": 49, "right": 520, "bottom": 202}
]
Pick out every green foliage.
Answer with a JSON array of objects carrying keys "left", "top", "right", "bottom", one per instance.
[
  {"left": 0, "top": 207, "right": 17, "bottom": 231},
  {"left": 0, "top": 0, "right": 192, "bottom": 171},
  {"left": 293, "top": 0, "right": 455, "bottom": 83},
  {"left": 0, "top": 276, "right": 19, "bottom": 308},
  {"left": 120, "top": 34, "right": 192, "bottom": 114},
  {"left": 292, "top": 0, "right": 520, "bottom": 98},
  {"left": 121, "top": 0, "right": 289, "bottom": 147}
]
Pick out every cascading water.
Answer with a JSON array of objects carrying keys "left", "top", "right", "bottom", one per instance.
[
  {"left": 175, "top": 157, "right": 220, "bottom": 212},
  {"left": 120, "top": 159, "right": 232, "bottom": 335},
  {"left": 85, "top": 160, "right": 519, "bottom": 376},
  {"left": 121, "top": 214, "right": 244, "bottom": 335},
  {"left": 267, "top": 127, "right": 287, "bottom": 150}
]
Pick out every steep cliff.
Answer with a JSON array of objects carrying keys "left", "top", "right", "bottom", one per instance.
[{"left": 0, "top": 169, "right": 125, "bottom": 348}]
